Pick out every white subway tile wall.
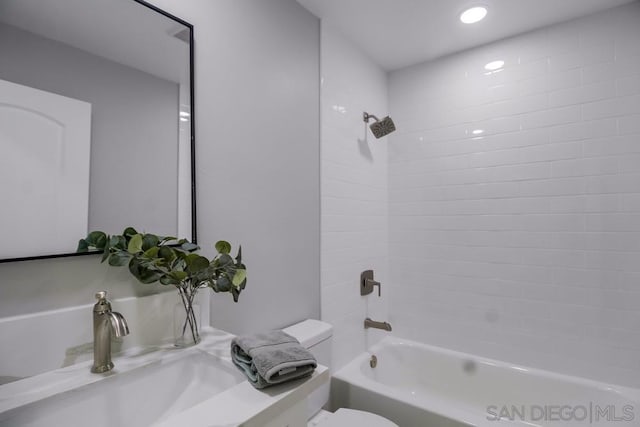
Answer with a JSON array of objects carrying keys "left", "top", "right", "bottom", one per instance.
[
  {"left": 388, "top": 3, "right": 640, "bottom": 387},
  {"left": 321, "top": 23, "right": 389, "bottom": 370}
]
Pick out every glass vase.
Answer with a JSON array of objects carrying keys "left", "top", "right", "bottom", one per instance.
[{"left": 174, "top": 287, "right": 201, "bottom": 348}]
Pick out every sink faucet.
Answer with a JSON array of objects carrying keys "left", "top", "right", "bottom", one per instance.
[
  {"left": 364, "top": 317, "right": 392, "bottom": 331},
  {"left": 91, "top": 291, "right": 129, "bottom": 373}
]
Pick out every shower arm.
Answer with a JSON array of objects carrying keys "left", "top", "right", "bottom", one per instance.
[{"left": 363, "top": 112, "right": 380, "bottom": 123}]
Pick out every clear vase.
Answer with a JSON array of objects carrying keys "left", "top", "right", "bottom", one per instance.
[{"left": 174, "top": 287, "right": 201, "bottom": 348}]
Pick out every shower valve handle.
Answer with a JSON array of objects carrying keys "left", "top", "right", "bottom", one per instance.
[
  {"left": 361, "top": 270, "right": 381, "bottom": 297},
  {"left": 367, "top": 279, "right": 381, "bottom": 296}
]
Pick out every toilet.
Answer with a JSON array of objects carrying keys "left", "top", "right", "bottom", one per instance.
[{"left": 283, "top": 319, "right": 398, "bottom": 427}]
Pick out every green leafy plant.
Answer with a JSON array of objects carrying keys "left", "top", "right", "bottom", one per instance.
[{"left": 78, "top": 227, "right": 247, "bottom": 345}]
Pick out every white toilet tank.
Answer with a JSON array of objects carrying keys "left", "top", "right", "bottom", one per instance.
[{"left": 283, "top": 319, "right": 333, "bottom": 419}]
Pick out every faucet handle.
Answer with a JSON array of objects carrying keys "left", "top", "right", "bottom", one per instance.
[{"left": 93, "top": 291, "right": 112, "bottom": 313}]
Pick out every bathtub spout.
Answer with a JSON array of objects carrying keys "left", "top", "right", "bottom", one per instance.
[{"left": 364, "top": 317, "right": 392, "bottom": 331}]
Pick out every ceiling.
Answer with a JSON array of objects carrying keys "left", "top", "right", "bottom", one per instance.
[{"left": 296, "top": 0, "right": 638, "bottom": 71}]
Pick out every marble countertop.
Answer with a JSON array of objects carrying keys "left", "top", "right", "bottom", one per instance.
[{"left": 0, "top": 327, "right": 329, "bottom": 426}]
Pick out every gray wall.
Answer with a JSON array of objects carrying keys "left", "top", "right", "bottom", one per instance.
[
  {"left": 0, "top": 22, "right": 179, "bottom": 238},
  {"left": 149, "top": 0, "right": 321, "bottom": 333},
  {"left": 0, "top": 0, "right": 321, "bottom": 335}
]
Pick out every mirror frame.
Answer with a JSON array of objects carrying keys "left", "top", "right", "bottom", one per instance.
[{"left": 0, "top": 0, "right": 196, "bottom": 264}]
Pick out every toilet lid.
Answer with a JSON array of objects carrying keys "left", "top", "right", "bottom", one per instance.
[{"left": 319, "top": 408, "right": 398, "bottom": 427}]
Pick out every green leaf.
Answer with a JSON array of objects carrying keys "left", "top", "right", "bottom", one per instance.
[
  {"left": 143, "top": 246, "right": 160, "bottom": 259},
  {"left": 158, "top": 246, "right": 177, "bottom": 264},
  {"left": 86, "top": 231, "right": 107, "bottom": 250},
  {"left": 128, "top": 258, "right": 162, "bottom": 284},
  {"left": 232, "top": 269, "right": 246, "bottom": 287},
  {"left": 216, "top": 253, "right": 233, "bottom": 267},
  {"left": 186, "top": 254, "right": 209, "bottom": 273},
  {"left": 101, "top": 249, "right": 110, "bottom": 263},
  {"left": 108, "top": 251, "right": 131, "bottom": 267},
  {"left": 77, "top": 239, "right": 89, "bottom": 253},
  {"left": 215, "top": 240, "right": 232, "bottom": 254},
  {"left": 142, "top": 234, "right": 159, "bottom": 251},
  {"left": 128, "top": 234, "right": 143, "bottom": 254},
  {"left": 160, "top": 276, "right": 180, "bottom": 286},
  {"left": 235, "top": 245, "right": 242, "bottom": 265},
  {"left": 213, "top": 276, "right": 231, "bottom": 292},
  {"left": 110, "top": 235, "right": 127, "bottom": 250},
  {"left": 171, "top": 271, "right": 188, "bottom": 281},
  {"left": 173, "top": 257, "right": 187, "bottom": 270},
  {"left": 140, "top": 270, "right": 163, "bottom": 284},
  {"left": 123, "top": 227, "right": 138, "bottom": 238}
]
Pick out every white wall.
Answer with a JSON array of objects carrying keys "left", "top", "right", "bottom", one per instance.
[
  {"left": 388, "top": 2, "right": 640, "bottom": 387},
  {"left": 320, "top": 23, "right": 389, "bottom": 370},
  {"left": 0, "top": 0, "right": 320, "bottom": 380}
]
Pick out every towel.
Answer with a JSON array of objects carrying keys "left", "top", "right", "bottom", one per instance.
[{"left": 230, "top": 330, "right": 317, "bottom": 389}]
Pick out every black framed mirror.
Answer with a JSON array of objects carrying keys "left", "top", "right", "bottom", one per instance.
[{"left": 0, "top": 0, "right": 196, "bottom": 263}]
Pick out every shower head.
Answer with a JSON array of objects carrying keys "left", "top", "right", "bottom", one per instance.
[{"left": 363, "top": 112, "right": 396, "bottom": 139}]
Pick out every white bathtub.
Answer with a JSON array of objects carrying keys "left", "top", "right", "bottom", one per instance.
[{"left": 331, "top": 337, "right": 640, "bottom": 427}]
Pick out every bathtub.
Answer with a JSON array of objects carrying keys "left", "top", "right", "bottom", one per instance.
[{"left": 331, "top": 337, "right": 640, "bottom": 427}]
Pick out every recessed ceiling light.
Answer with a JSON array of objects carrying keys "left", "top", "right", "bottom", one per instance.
[
  {"left": 484, "top": 60, "right": 505, "bottom": 71},
  {"left": 460, "top": 6, "right": 487, "bottom": 24},
  {"left": 472, "top": 129, "right": 484, "bottom": 135}
]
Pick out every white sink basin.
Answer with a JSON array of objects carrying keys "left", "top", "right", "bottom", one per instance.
[
  {"left": 0, "top": 350, "right": 244, "bottom": 427},
  {"left": 0, "top": 328, "right": 330, "bottom": 427}
]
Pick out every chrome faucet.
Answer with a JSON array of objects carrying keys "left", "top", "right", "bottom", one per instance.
[
  {"left": 364, "top": 317, "right": 392, "bottom": 331},
  {"left": 91, "top": 291, "right": 129, "bottom": 373}
]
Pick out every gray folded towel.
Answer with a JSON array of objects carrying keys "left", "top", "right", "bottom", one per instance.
[{"left": 230, "top": 330, "right": 317, "bottom": 389}]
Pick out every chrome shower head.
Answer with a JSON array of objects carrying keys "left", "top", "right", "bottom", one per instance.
[{"left": 363, "top": 112, "right": 396, "bottom": 139}]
